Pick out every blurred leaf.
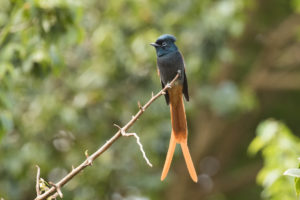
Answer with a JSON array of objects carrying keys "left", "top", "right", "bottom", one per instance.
[
  {"left": 0, "top": 111, "right": 14, "bottom": 136},
  {"left": 292, "top": 0, "right": 300, "bottom": 13},
  {"left": 211, "top": 81, "right": 240, "bottom": 116},
  {"left": 249, "top": 119, "right": 300, "bottom": 200},
  {"left": 284, "top": 160, "right": 300, "bottom": 196},
  {"left": 248, "top": 120, "right": 279, "bottom": 155},
  {"left": 295, "top": 178, "right": 300, "bottom": 196},
  {"left": 284, "top": 168, "right": 300, "bottom": 178}
]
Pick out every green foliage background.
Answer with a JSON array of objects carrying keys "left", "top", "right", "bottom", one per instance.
[{"left": 1, "top": 0, "right": 300, "bottom": 199}]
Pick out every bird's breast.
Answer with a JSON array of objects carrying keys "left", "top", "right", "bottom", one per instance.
[{"left": 157, "top": 51, "right": 184, "bottom": 85}]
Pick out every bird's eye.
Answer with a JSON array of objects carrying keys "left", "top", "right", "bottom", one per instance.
[{"left": 162, "top": 42, "right": 167, "bottom": 47}]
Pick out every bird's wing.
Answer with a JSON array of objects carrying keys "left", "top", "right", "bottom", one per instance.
[
  {"left": 161, "top": 80, "right": 170, "bottom": 105},
  {"left": 183, "top": 69, "right": 189, "bottom": 101}
]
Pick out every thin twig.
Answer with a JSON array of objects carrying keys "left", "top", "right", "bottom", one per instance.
[
  {"left": 34, "top": 72, "right": 180, "bottom": 200},
  {"left": 113, "top": 124, "right": 152, "bottom": 167},
  {"left": 35, "top": 165, "right": 41, "bottom": 196}
]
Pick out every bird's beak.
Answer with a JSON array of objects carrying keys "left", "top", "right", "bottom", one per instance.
[{"left": 150, "top": 42, "right": 160, "bottom": 47}]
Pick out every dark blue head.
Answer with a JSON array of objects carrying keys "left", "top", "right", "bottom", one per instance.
[{"left": 150, "top": 34, "right": 178, "bottom": 57}]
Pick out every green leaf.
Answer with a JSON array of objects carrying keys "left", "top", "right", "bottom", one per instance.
[
  {"left": 295, "top": 177, "right": 300, "bottom": 196},
  {"left": 284, "top": 168, "right": 300, "bottom": 178},
  {"left": 248, "top": 120, "right": 279, "bottom": 155},
  {"left": 248, "top": 137, "right": 264, "bottom": 155}
]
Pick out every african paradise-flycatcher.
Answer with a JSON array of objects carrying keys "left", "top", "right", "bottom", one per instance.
[{"left": 150, "top": 34, "right": 198, "bottom": 182}]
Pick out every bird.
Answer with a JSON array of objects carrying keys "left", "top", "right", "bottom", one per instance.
[{"left": 150, "top": 34, "right": 198, "bottom": 182}]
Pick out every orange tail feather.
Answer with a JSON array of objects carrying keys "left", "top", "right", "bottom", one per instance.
[
  {"left": 180, "top": 142, "right": 198, "bottom": 182},
  {"left": 161, "top": 133, "right": 176, "bottom": 181},
  {"left": 161, "top": 85, "right": 198, "bottom": 182}
]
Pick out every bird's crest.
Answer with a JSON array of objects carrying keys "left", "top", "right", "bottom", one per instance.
[{"left": 155, "top": 34, "right": 176, "bottom": 45}]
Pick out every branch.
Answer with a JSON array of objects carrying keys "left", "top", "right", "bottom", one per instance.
[{"left": 34, "top": 72, "right": 181, "bottom": 200}]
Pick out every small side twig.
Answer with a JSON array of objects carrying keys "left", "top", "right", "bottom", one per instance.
[
  {"left": 138, "top": 101, "right": 145, "bottom": 112},
  {"left": 35, "top": 165, "right": 41, "bottom": 196},
  {"left": 84, "top": 150, "right": 93, "bottom": 166},
  {"left": 113, "top": 124, "right": 152, "bottom": 167},
  {"left": 34, "top": 72, "right": 180, "bottom": 200},
  {"left": 49, "top": 182, "right": 63, "bottom": 198}
]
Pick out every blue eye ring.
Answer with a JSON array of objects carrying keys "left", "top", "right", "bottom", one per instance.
[{"left": 162, "top": 42, "right": 167, "bottom": 47}]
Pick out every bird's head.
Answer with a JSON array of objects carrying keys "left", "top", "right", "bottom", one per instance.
[{"left": 150, "top": 34, "right": 178, "bottom": 57}]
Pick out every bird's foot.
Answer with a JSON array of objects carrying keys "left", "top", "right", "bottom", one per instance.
[{"left": 177, "top": 70, "right": 182, "bottom": 77}]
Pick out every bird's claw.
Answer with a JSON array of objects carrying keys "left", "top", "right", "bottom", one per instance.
[{"left": 177, "top": 70, "right": 182, "bottom": 78}]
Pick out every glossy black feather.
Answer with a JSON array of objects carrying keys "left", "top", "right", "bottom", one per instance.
[
  {"left": 151, "top": 34, "right": 189, "bottom": 105},
  {"left": 183, "top": 70, "right": 189, "bottom": 101},
  {"left": 161, "top": 80, "right": 170, "bottom": 105}
]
